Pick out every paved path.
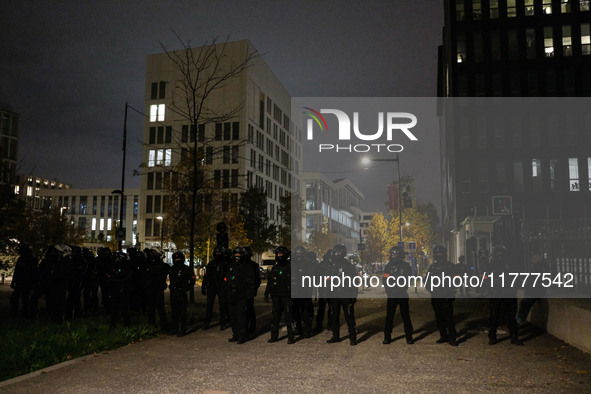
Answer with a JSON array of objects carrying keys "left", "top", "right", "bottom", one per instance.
[{"left": 1, "top": 286, "right": 590, "bottom": 393}]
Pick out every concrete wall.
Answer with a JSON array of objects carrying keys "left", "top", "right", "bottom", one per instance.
[{"left": 529, "top": 298, "right": 591, "bottom": 355}]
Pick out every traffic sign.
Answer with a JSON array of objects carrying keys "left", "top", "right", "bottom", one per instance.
[
  {"left": 408, "top": 241, "right": 416, "bottom": 250},
  {"left": 492, "top": 196, "right": 512, "bottom": 215}
]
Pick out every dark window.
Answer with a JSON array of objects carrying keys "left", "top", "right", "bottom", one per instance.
[
  {"left": 147, "top": 172, "right": 154, "bottom": 190},
  {"left": 165, "top": 126, "right": 172, "bottom": 143},
  {"left": 223, "top": 146, "right": 230, "bottom": 164},
  {"left": 157, "top": 127, "right": 164, "bottom": 144},
  {"left": 206, "top": 147, "right": 213, "bottom": 165},
  {"left": 215, "top": 123, "right": 222, "bottom": 141},
  {"left": 149, "top": 127, "right": 156, "bottom": 144},
  {"left": 232, "top": 122, "right": 240, "bottom": 140},
  {"left": 154, "top": 195, "right": 161, "bottom": 213},
  {"left": 145, "top": 219, "right": 152, "bottom": 237},
  {"left": 224, "top": 122, "right": 231, "bottom": 140},
  {"left": 182, "top": 125, "right": 188, "bottom": 142},
  {"left": 231, "top": 169, "right": 239, "bottom": 188},
  {"left": 159, "top": 81, "right": 166, "bottom": 99},
  {"left": 151, "top": 83, "right": 158, "bottom": 100},
  {"left": 232, "top": 146, "right": 239, "bottom": 164},
  {"left": 223, "top": 170, "right": 230, "bottom": 188},
  {"left": 214, "top": 170, "right": 221, "bottom": 188},
  {"left": 146, "top": 195, "right": 153, "bottom": 213},
  {"left": 199, "top": 124, "right": 205, "bottom": 142},
  {"left": 155, "top": 172, "right": 162, "bottom": 190}
]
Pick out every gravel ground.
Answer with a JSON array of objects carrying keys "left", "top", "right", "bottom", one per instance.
[{"left": 1, "top": 283, "right": 590, "bottom": 393}]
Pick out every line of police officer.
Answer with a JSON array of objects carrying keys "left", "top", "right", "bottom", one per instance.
[{"left": 10, "top": 241, "right": 524, "bottom": 346}]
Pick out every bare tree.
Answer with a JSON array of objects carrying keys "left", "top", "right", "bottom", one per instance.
[{"left": 161, "top": 35, "right": 259, "bottom": 301}]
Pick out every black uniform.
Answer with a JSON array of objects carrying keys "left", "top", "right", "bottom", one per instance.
[
  {"left": 96, "top": 247, "right": 114, "bottom": 313},
  {"left": 486, "top": 245, "right": 522, "bottom": 345},
  {"left": 224, "top": 247, "right": 256, "bottom": 344},
  {"left": 10, "top": 244, "right": 37, "bottom": 317},
  {"left": 145, "top": 251, "right": 169, "bottom": 331},
  {"left": 425, "top": 245, "right": 457, "bottom": 346},
  {"left": 245, "top": 247, "right": 261, "bottom": 335},
  {"left": 314, "top": 250, "right": 333, "bottom": 333},
  {"left": 169, "top": 253, "right": 196, "bottom": 336},
  {"left": 129, "top": 248, "right": 148, "bottom": 313},
  {"left": 65, "top": 246, "right": 87, "bottom": 320},
  {"left": 327, "top": 245, "right": 358, "bottom": 346},
  {"left": 202, "top": 248, "right": 229, "bottom": 330},
  {"left": 382, "top": 246, "right": 414, "bottom": 344},
  {"left": 108, "top": 252, "right": 132, "bottom": 328},
  {"left": 292, "top": 248, "right": 315, "bottom": 339},
  {"left": 265, "top": 247, "right": 294, "bottom": 344},
  {"left": 82, "top": 248, "right": 99, "bottom": 312}
]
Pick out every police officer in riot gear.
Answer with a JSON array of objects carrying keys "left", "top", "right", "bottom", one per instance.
[
  {"left": 383, "top": 246, "right": 414, "bottom": 345},
  {"left": 169, "top": 251, "right": 195, "bottom": 337},
  {"left": 225, "top": 247, "right": 256, "bottom": 344},
  {"left": 202, "top": 246, "right": 230, "bottom": 330},
  {"left": 292, "top": 246, "right": 315, "bottom": 339},
  {"left": 314, "top": 249, "right": 333, "bottom": 333},
  {"left": 244, "top": 246, "right": 261, "bottom": 336},
  {"left": 327, "top": 244, "right": 358, "bottom": 346},
  {"left": 486, "top": 244, "right": 523, "bottom": 345},
  {"left": 425, "top": 245, "right": 458, "bottom": 346},
  {"left": 145, "top": 249, "right": 170, "bottom": 331},
  {"left": 265, "top": 246, "right": 295, "bottom": 344},
  {"left": 10, "top": 243, "right": 37, "bottom": 317},
  {"left": 108, "top": 251, "right": 132, "bottom": 328}
]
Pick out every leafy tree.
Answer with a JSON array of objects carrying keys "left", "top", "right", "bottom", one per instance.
[
  {"left": 306, "top": 229, "right": 334, "bottom": 257},
  {"left": 277, "top": 192, "right": 304, "bottom": 248},
  {"left": 239, "top": 187, "right": 276, "bottom": 254},
  {"left": 365, "top": 212, "right": 390, "bottom": 263}
]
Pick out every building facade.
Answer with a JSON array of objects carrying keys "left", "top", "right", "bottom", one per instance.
[
  {"left": 0, "top": 103, "right": 19, "bottom": 187},
  {"left": 439, "top": 0, "right": 591, "bottom": 270},
  {"left": 141, "top": 40, "right": 302, "bottom": 248},
  {"left": 302, "top": 172, "right": 364, "bottom": 254},
  {"left": 15, "top": 174, "right": 70, "bottom": 210},
  {"left": 38, "top": 188, "right": 141, "bottom": 249}
]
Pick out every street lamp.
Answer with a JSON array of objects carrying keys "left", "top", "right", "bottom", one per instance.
[
  {"left": 156, "top": 216, "right": 163, "bottom": 248},
  {"left": 362, "top": 154, "right": 403, "bottom": 242}
]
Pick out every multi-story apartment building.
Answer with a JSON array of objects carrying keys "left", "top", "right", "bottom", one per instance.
[
  {"left": 439, "top": 0, "right": 591, "bottom": 268},
  {"left": 140, "top": 39, "right": 302, "bottom": 248},
  {"left": 15, "top": 174, "right": 70, "bottom": 210},
  {"left": 302, "top": 172, "right": 364, "bottom": 254},
  {"left": 38, "top": 188, "right": 141, "bottom": 249},
  {"left": 0, "top": 103, "right": 19, "bottom": 187}
]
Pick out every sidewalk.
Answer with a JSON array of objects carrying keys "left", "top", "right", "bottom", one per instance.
[{"left": 1, "top": 290, "right": 590, "bottom": 393}]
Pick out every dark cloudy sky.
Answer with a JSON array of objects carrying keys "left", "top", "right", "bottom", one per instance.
[{"left": 0, "top": 1, "right": 443, "bottom": 212}]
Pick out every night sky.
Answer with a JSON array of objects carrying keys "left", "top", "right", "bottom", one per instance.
[{"left": 0, "top": 1, "right": 443, "bottom": 212}]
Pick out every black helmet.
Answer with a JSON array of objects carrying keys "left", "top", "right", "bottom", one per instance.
[
  {"left": 213, "top": 245, "right": 224, "bottom": 257},
  {"left": 232, "top": 246, "right": 246, "bottom": 262},
  {"left": 113, "top": 251, "right": 129, "bottom": 263},
  {"left": 433, "top": 244, "right": 446, "bottom": 261},
  {"left": 332, "top": 244, "right": 347, "bottom": 258},
  {"left": 304, "top": 251, "right": 317, "bottom": 262},
  {"left": 388, "top": 246, "right": 405, "bottom": 260},
  {"left": 172, "top": 251, "right": 185, "bottom": 264},
  {"left": 216, "top": 222, "right": 227, "bottom": 233},
  {"left": 293, "top": 245, "right": 306, "bottom": 259},
  {"left": 275, "top": 246, "right": 290, "bottom": 262}
]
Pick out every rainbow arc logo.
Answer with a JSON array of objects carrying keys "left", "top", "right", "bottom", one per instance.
[{"left": 303, "top": 107, "right": 328, "bottom": 131}]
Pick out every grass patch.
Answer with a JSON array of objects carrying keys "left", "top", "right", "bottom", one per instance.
[{"left": 0, "top": 312, "right": 160, "bottom": 382}]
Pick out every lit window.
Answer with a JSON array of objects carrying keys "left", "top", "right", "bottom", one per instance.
[
  {"left": 156, "top": 149, "right": 164, "bottom": 165},
  {"left": 507, "top": 0, "right": 516, "bottom": 17},
  {"left": 100, "top": 218, "right": 105, "bottom": 231},
  {"left": 456, "top": 0, "right": 464, "bottom": 21},
  {"left": 457, "top": 33, "right": 466, "bottom": 62},
  {"left": 588, "top": 158, "right": 591, "bottom": 190},
  {"left": 549, "top": 159, "right": 561, "bottom": 190},
  {"left": 472, "top": 0, "right": 481, "bottom": 20},
  {"left": 27, "top": 186, "right": 32, "bottom": 196},
  {"left": 14, "top": 185, "right": 19, "bottom": 194},
  {"left": 544, "top": 27, "right": 554, "bottom": 57},
  {"left": 532, "top": 159, "right": 543, "bottom": 192},
  {"left": 563, "top": 25, "right": 572, "bottom": 56},
  {"left": 582, "top": 0, "right": 590, "bottom": 11},
  {"left": 561, "top": 0, "right": 571, "bottom": 13},
  {"left": 543, "top": 0, "right": 552, "bottom": 14},
  {"left": 149, "top": 104, "right": 165, "bottom": 122},
  {"left": 569, "top": 158, "right": 580, "bottom": 191},
  {"left": 148, "top": 150, "right": 155, "bottom": 167},
  {"left": 107, "top": 218, "right": 112, "bottom": 231},
  {"left": 490, "top": 0, "right": 499, "bottom": 18},
  {"left": 92, "top": 218, "right": 97, "bottom": 231},
  {"left": 525, "top": 0, "right": 534, "bottom": 15},
  {"left": 165, "top": 149, "right": 172, "bottom": 166},
  {"left": 582, "top": 24, "right": 591, "bottom": 55}
]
